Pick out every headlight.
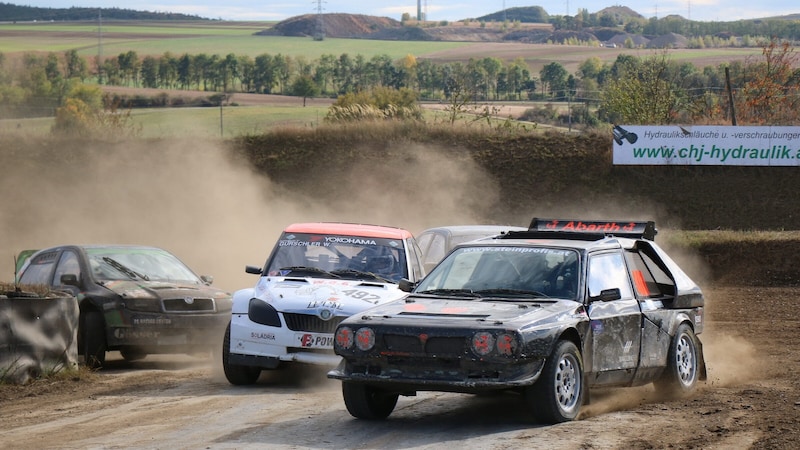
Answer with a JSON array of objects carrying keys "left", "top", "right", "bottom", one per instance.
[
  {"left": 472, "top": 331, "right": 519, "bottom": 357},
  {"left": 248, "top": 298, "right": 281, "bottom": 327},
  {"left": 355, "top": 327, "right": 375, "bottom": 351},
  {"left": 471, "top": 332, "right": 495, "bottom": 356},
  {"left": 335, "top": 326, "right": 354, "bottom": 350},
  {"left": 496, "top": 332, "right": 519, "bottom": 356}
]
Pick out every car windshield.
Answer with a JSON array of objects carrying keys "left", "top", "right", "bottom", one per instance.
[
  {"left": 265, "top": 232, "right": 408, "bottom": 283},
  {"left": 87, "top": 248, "right": 203, "bottom": 284},
  {"left": 416, "top": 245, "right": 579, "bottom": 300}
]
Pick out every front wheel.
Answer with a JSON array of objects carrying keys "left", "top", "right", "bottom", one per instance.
[
  {"left": 81, "top": 310, "right": 107, "bottom": 369},
  {"left": 655, "top": 323, "right": 700, "bottom": 396},
  {"left": 525, "top": 340, "right": 584, "bottom": 423},
  {"left": 222, "top": 322, "right": 261, "bottom": 385},
  {"left": 120, "top": 349, "right": 147, "bottom": 361},
  {"left": 342, "top": 382, "right": 399, "bottom": 420}
]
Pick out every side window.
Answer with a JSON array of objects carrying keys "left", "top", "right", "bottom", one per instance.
[
  {"left": 587, "top": 252, "right": 633, "bottom": 299},
  {"left": 416, "top": 233, "right": 433, "bottom": 256},
  {"left": 406, "top": 238, "right": 425, "bottom": 280},
  {"left": 18, "top": 251, "right": 59, "bottom": 286},
  {"left": 624, "top": 250, "right": 667, "bottom": 298},
  {"left": 425, "top": 234, "right": 447, "bottom": 266},
  {"left": 53, "top": 250, "right": 81, "bottom": 286}
]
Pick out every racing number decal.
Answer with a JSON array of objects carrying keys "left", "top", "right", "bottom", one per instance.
[{"left": 341, "top": 289, "right": 381, "bottom": 302}]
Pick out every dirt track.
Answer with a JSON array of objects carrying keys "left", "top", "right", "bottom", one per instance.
[{"left": 1, "top": 286, "right": 797, "bottom": 449}]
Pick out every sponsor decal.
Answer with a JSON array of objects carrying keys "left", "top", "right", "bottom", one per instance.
[
  {"left": 543, "top": 219, "right": 639, "bottom": 234},
  {"left": 132, "top": 317, "right": 172, "bottom": 326},
  {"left": 324, "top": 236, "right": 377, "bottom": 245},
  {"left": 622, "top": 340, "right": 633, "bottom": 353},
  {"left": 461, "top": 246, "right": 572, "bottom": 256},
  {"left": 590, "top": 320, "right": 604, "bottom": 334},
  {"left": 115, "top": 329, "right": 159, "bottom": 339},
  {"left": 251, "top": 332, "right": 276, "bottom": 340},
  {"left": 306, "top": 300, "right": 343, "bottom": 309},
  {"left": 613, "top": 125, "right": 800, "bottom": 166},
  {"left": 299, "top": 333, "right": 334, "bottom": 348},
  {"left": 404, "top": 303, "right": 426, "bottom": 312}
]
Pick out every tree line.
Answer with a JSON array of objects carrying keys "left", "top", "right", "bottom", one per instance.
[{"left": 2, "top": 38, "right": 798, "bottom": 128}]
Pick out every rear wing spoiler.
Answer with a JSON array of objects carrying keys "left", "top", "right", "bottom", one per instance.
[{"left": 526, "top": 218, "right": 657, "bottom": 241}]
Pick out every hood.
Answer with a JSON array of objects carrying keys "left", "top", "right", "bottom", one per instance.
[
  {"left": 247, "top": 276, "right": 406, "bottom": 317},
  {"left": 349, "top": 295, "right": 584, "bottom": 328},
  {"left": 101, "top": 279, "right": 230, "bottom": 300}
]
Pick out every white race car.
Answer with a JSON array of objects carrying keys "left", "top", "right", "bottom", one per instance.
[{"left": 223, "top": 222, "right": 426, "bottom": 385}]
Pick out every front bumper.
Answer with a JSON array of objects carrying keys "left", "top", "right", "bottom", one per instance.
[
  {"left": 104, "top": 309, "right": 228, "bottom": 350},
  {"left": 227, "top": 313, "right": 342, "bottom": 367},
  {"left": 328, "top": 356, "right": 545, "bottom": 393}
]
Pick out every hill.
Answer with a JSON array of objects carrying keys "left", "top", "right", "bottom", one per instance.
[{"left": 258, "top": 10, "right": 797, "bottom": 47}]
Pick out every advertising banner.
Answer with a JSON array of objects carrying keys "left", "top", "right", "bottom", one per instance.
[{"left": 612, "top": 125, "right": 800, "bottom": 166}]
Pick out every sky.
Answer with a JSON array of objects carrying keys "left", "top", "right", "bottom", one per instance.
[{"left": 11, "top": 1, "right": 799, "bottom": 23}]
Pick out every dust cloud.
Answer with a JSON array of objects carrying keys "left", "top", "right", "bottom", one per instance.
[{"left": 0, "top": 137, "right": 501, "bottom": 292}]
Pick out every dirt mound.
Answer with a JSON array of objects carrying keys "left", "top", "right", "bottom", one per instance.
[{"left": 256, "top": 13, "right": 401, "bottom": 38}]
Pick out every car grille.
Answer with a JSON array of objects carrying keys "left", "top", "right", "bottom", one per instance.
[
  {"left": 162, "top": 297, "right": 216, "bottom": 312},
  {"left": 283, "top": 313, "right": 344, "bottom": 333},
  {"left": 384, "top": 334, "right": 466, "bottom": 356}
]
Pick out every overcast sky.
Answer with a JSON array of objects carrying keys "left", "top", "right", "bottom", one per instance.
[{"left": 13, "top": 1, "right": 798, "bottom": 22}]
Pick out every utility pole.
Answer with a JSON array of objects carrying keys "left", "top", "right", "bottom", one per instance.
[
  {"left": 97, "top": 9, "right": 103, "bottom": 84},
  {"left": 313, "top": 0, "right": 325, "bottom": 40}
]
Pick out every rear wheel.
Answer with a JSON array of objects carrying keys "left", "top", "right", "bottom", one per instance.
[
  {"left": 525, "top": 340, "right": 583, "bottom": 423},
  {"left": 222, "top": 322, "right": 261, "bottom": 385},
  {"left": 655, "top": 323, "right": 699, "bottom": 396},
  {"left": 81, "top": 310, "right": 107, "bottom": 369},
  {"left": 342, "top": 382, "right": 399, "bottom": 420}
]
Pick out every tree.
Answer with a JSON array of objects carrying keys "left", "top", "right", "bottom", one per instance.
[
  {"left": 599, "top": 52, "right": 683, "bottom": 125},
  {"left": 141, "top": 56, "right": 158, "bottom": 88},
  {"left": 64, "top": 49, "right": 88, "bottom": 81},
  {"left": 290, "top": 75, "right": 320, "bottom": 106},
  {"left": 254, "top": 53, "right": 276, "bottom": 94},
  {"left": 539, "top": 61, "right": 568, "bottom": 99},
  {"left": 735, "top": 38, "right": 800, "bottom": 124}
]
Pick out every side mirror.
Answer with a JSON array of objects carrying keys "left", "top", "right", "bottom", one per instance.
[
  {"left": 398, "top": 278, "right": 416, "bottom": 293},
  {"left": 592, "top": 288, "right": 621, "bottom": 302},
  {"left": 200, "top": 275, "right": 214, "bottom": 285},
  {"left": 245, "top": 265, "right": 263, "bottom": 275},
  {"left": 60, "top": 273, "right": 80, "bottom": 287}
]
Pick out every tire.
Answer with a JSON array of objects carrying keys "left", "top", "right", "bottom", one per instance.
[
  {"left": 342, "top": 382, "right": 399, "bottom": 420},
  {"left": 525, "top": 340, "right": 583, "bottom": 423},
  {"left": 120, "top": 349, "right": 147, "bottom": 361},
  {"left": 222, "top": 322, "right": 261, "bottom": 385},
  {"left": 81, "top": 310, "right": 107, "bottom": 369},
  {"left": 655, "top": 323, "right": 700, "bottom": 396}
]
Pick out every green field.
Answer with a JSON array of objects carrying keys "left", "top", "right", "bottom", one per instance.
[
  {"left": 0, "top": 104, "right": 332, "bottom": 138},
  {"left": 0, "top": 21, "right": 471, "bottom": 59}
]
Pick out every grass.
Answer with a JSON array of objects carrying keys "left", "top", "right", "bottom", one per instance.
[
  {"left": 127, "top": 105, "right": 330, "bottom": 138},
  {"left": 1, "top": 104, "right": 331, "bottom": 138},
  {"left": 0, "top": 21, "right": 471, "bottom": 59},
  {"left": 662, "top": 229, "right": 800, "bottom": 248}
]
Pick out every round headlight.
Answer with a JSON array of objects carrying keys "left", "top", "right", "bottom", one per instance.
[
  {"left": 335, "top": 326, "right": 354, "bottom": 350},
  {"left": 471, "top": 332, "right": 495, "bottom": 356},
  {"left": 496, "top": 332, "right": 519, "bottom": 356},
  {"left": 355, "top": 327, "right": 375, "bottom": 351}
]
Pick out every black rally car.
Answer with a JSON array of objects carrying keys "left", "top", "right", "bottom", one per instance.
[
  {"left": 17, "top": 244, "right": 232, "bottom": 368},
  {"left": 328, "top": 218, "right": 706, "bottom": 423}
]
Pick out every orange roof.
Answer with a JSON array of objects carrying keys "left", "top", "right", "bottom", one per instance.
[{"left": 284, "top": 222, "right": 412, "bottom": 239}]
